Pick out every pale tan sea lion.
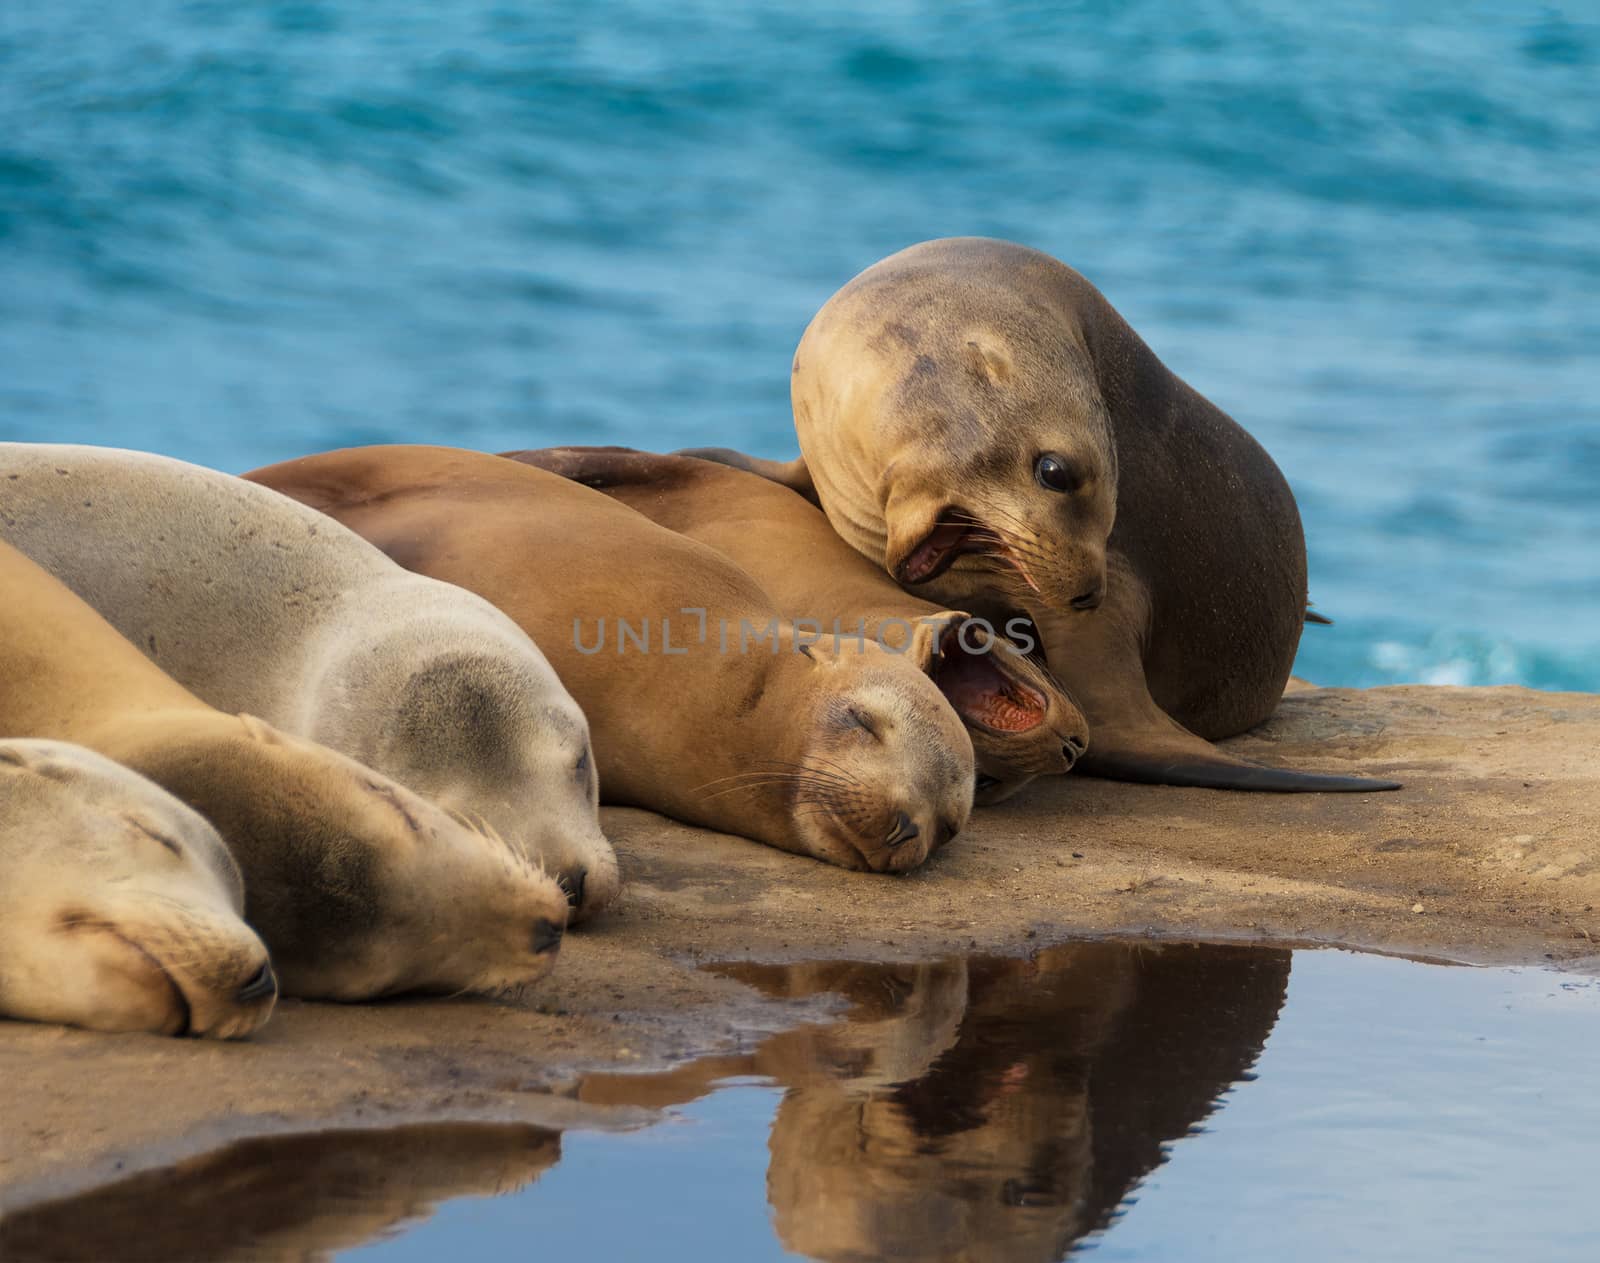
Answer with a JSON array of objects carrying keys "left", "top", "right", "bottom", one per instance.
[
  {"left": 0, "top": 443, "right": 618, "bottom": 918},
  {"left": 0, "top": 739, "right": 275, "bottom": 1039},
  {"left": 506, "top": 446, "right": 1090, "bottom": 805},
  {"left": 246, "top": 445, "right": 975, "bottom": 873},
  {"left": 684, "top": 237, "right": 1399, "bottom": 793},
  {"left": 0, "top": 541, "right": 569, "bottom": 1001}
]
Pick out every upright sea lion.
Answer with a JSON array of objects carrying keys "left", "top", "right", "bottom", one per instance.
[
  {"left": 0, "top": 541, "right": 569, "bottom": 1001},
  {"left": 246, "top": 445, "right": 975, "bottom": 873},
  {"left": 507, "top": 446, "right": 1088, "bottom": 804},
  {"left": 684, "top": 237, "right": 1399, "bottom": 793},
  {"left": 0, "top": 739, "right": 276, "bottom": 1039},
  {"left": 0, "top": 443, "right": 618, "bottom": 917}
]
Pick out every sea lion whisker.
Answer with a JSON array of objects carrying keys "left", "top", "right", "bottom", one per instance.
[
  {"left": 694, "top": 760, "right": 851, "bottom": 786},
  {"left": 793, "top": 754, "right": 865, "bottom": 787},
  {"left": 695, "top": 775, "right": 831, "bottom": 801},
  {"left": 748, "top": 756, "right": 859, "bottom": 785}
]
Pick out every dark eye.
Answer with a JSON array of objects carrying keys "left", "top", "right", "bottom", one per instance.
[
  {"left": 1034, "top": 453, "right": 1080, "bottom": 493},
  {"left": 575, "top": 749, "right": 590, "bottom": 778}
]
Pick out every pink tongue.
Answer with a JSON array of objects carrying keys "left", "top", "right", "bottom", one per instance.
[{"left": 902, "top": 523, "right": 969, "bottom": 582}]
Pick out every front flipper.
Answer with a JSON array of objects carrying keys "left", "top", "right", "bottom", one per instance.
[{"left": 671, "top": 447, "right": 819, "bottom": 504}]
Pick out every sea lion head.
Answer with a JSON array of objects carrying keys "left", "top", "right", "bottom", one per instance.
[
  {"left": 794, "top": 237, "right": 1119, "bottom": 616},
  {"left": 0, "top": 740, "right": 276, "bottom": 1039},
  {"left": 767, "top": 638, "right": 975, "bottom": 874},
  {"left": 117, "top": 713, "right": 571, "bottom": 1002},
  {"left": 323, "top": 644, "right": 622, "bottom": 923}
]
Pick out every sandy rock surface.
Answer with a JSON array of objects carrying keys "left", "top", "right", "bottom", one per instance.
[{"left": 2, "top": 684, "right": 1596, "bottom": 1220}]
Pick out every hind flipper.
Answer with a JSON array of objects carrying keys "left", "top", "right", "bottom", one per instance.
[
  {"left": 1078, "top": 727, "right": 1401, "bottom": 792},
  {"left": 1036, "top": 563, "right": 1400, "bottom": 794},
  {"left": 671, "top": 447, "right": 818, "bottom": 504}
]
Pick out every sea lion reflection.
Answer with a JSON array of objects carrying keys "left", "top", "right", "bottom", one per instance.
[
  {"left": 0, "top": 1124, "right": 561, "bottom": 1263},
  {"left": 3, "top": 943, "right": 1289, "bottom": 1262},
  {"left": 587, "top": 942, "right": 1291, "bottom": 1263}
]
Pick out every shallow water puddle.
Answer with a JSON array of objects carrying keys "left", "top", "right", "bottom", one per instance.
[{"left": 4, "top": 943, "right": 1597, "bottom": 1262}]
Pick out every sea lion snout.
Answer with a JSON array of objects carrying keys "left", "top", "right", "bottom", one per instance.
[
  {"left": 531, "top": 917, "right": 564, "bottom": 956},
  {"left": 184, "top": 946, "right": 280, "bottom": 1039}
]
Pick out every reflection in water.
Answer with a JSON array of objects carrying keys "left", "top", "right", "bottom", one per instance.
[
  {"left": 586, "top": 943, "right": 1291, "bottom": 1263},
  {"left": 0, "top": 942, "right": 1289, "bottom": 1263},
  {"left": 0, "top": 1123, "right": 561, "bottom": 1262}
]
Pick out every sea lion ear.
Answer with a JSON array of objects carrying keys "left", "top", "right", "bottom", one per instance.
[
  {"left": 963, "top": 340, "right": 1011, "bottom": 386},
  {"left": 236, "top": 714, "right": 285, "bottom": 746}
]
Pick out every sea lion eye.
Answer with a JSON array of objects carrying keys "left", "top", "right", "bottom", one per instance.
[
  {"left": 1034, "top": 453, "right": 1080, "bottom": 494},
  {"left": 848, "top": 708, "right": 880, "bottom": 740},
  {"left": 126, "top": 816, "right": 183, "bottom": 858}
]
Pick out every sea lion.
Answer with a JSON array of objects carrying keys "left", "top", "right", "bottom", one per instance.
[
  {"left": 246, "top": 445, "right": 975, "bottom": 873},
  {"left": 0, "top": 443, "right": 618, "bottom": 918},
  {"left": 506, "top": 446, "right": 1089, "bottom": 804},
  {"left": 683, "top": 237, "right": 1399, "bottom": 793},
  {"left": 0, "top": 540, "right": 569, "bottom": 1001},
  {"left": 0, "top": 739, "right": 276, "bottom": 1039}
]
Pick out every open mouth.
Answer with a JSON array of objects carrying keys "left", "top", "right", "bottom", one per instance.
[
  {"left": 932, "top": 624, "right": 1049, "bottom": 735},
  {"left": 896, "top": 511, "right": 1040, "bottom": 594}
]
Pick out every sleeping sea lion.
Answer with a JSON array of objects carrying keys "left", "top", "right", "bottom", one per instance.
[
  {"left": 505, "top": 445, "right": 1088, "bottom": 804},
  {"left": 0, "top": 739, "right": 276, "bottom": 1038},
  {"left": 246, "top": 445, "right": 975, "bottom": 873},
  {"left": 0, "top": 442, "right": 618, "bottom": 917},
  {"left": 0, "top": 540, "right": 569, "bottom": 1001}
]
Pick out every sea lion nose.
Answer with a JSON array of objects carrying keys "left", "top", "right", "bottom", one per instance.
[
  {"left": 236, "top": 962, "right": 278, "bottom": 1004},
  {"left": 885, "top": 811, "right": 920, "bottom": 848},
  {"left": 531, "top": 918, "right": 565, "bottom": 955},
  {"left": 1069, "top": 584, "right": 1104, "bottom": 611},
  {"left": 1062, "top": 735, "right": 1087, "bottom": 768},
  {"left": 563, "top": 866, "right": 587, "bottom": 910}
]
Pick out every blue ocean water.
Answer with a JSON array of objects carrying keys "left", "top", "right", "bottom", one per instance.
[{"left": 2, "top": 2, "right": 1596, "bottom": 690}]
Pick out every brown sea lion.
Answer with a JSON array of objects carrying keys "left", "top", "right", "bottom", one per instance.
[
  {"left": 245, "top": 445, "right": 975, "bottom": 873},
  {"left": 0, "top": 541, "right": 569, "bottom": 1001},
  {"left": 0, "top": 739, "right": 276, "bottom": 1039},
  {"left": 682, "top": 237, "right": 1399, "bottom": 793},
  {"left": 505, "top": 446, "right": 1089, "bottom": 804}
]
